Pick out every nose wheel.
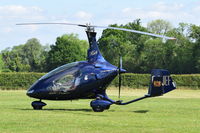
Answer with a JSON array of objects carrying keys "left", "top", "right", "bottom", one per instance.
[{"left": 31, "top": 100, "right": 46, "bottom": 110}]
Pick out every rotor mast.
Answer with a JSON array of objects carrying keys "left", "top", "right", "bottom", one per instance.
[
  {"left": 84, "top": 25, "right": 107, "bottom": 63},
  {"left": 85, "top": 24, "right": 96, "bottom": 46}
]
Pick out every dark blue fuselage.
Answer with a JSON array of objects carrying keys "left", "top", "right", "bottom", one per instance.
[{"left": 27, "top": 61, "right": 120, "bottom": 100}]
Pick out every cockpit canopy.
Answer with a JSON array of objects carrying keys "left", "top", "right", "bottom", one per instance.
[
  {"left": 39, "top": 62, "right": 79, "bottom": 80},
  {"left": 39, "top": 62, "right": 80, "bottom": 91}
]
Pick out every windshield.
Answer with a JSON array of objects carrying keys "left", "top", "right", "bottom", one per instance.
[
  {"left": 39, "top": 62, "right": 79, "bottom": 80},
  {"left": 52, "top": 68, "right": 79, "bottom": 91}
]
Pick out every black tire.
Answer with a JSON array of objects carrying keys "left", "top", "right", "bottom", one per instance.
[
  {"left": 92, "top": 106, "right": 104, "bottom": 112},
  {"left": 33, "top": 105, "right": 43, "bottom": 110},
  {"left": 31, "top": 101, "right": 46, "bottom": 110}
]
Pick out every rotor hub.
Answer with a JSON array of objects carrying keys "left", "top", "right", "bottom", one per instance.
[{"left": 85, "top": 23, "right": 95, "bottom": 32}]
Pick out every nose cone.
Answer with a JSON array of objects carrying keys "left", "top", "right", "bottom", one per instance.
[
  {"left": 26, "top": 80, "right": 41, "bottom": 98},
  {"left": 27, "top": 88, "right": 35, "bottom": 97},
  {"left": 27, "top": 86, "right": 37, "bottom": 98}
]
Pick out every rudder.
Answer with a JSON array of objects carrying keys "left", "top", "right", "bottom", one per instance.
[{"left": 147, "top": 69, "right": 176, "bottom": 97}]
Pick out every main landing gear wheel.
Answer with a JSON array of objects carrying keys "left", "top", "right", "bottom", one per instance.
[
  {"left": 31, "top": 100, "right": 46, "bottom": 110},
  {"left": 92, "top": 105, "right": 104, "bottom": 112},
  {"left": 90, "top": 99, "right": 112, "bottom": 112}
]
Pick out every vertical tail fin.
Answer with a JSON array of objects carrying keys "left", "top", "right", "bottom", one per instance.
[{"left": 147, "top": 69, "right": 176, "bottom": 97}]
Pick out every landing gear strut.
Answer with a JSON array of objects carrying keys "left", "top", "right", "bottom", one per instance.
[{"left": 31, "top": 100, "right": 46, "bottom": 110}]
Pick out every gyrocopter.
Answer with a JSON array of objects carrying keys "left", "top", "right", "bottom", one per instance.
[{"left": 17, "top": 23, "right": 176, "bottom": 112}]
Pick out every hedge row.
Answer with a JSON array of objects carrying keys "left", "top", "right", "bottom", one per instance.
[
  {"left": 111, "top": 74, "right": 200, "bottom": 89},
  {"left": 0, "top": 72, "right": 200, "bottom": 90},
  {"left": 111, "top": 74, "right": 150, "bottom": 88},
  {"left": 0, "top": 72, "right": 45, "bottom": 90}
]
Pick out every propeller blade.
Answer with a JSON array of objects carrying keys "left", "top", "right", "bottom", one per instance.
[
  {"left": 118, "top": 56, "right": 122, "bottom": 99},
  {"left": 120, "top": 56, "right": 122, "bottom": 69},
  {"left": 16, "top": 22, "right": 176, "bottom": 40},
  {"left": 119, "top": 72, "right": 121, "bottom": 99}
]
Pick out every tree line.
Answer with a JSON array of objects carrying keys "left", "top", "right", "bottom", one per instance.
[
  {"left": 0, "top": 34, "right": 88, "bottom": 72},
  {"left": 0, "top": 19, "right": 199, "bottom": 74}
]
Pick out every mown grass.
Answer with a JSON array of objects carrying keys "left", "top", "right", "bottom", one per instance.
[{"left": 0, "top": 88, "right": 200, "bottom": 133}]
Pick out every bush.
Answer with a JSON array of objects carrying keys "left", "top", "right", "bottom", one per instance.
[
  {"left": 0, "top": 72, "right": 44, "bottom": 90},
  {"left": 0, "top": 72, "right": 200, "bottom": 90}
]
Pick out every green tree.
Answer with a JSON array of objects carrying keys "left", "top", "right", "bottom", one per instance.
[
  {"left": 1, "top": 47, "right": 34, "bottom": 72},
  {"left": 0, "top": 54, "right": 5, "bottom": 72},
  {"left": 140, "top": 39, "right": 165, "bottom": 72},
  {"left": 189, "top": 25, "right": 200, "bottom": 73},
  {"left": 147, "top": 19, "right": 173, "bottom": 35},
  {"left": 1, "top": 38, "right": 48, "bottom": 72},
  {"left": 22, "top": 38, "right": 48, "bottom": 72},
  {"left": 99, "top": 19, "right": 149, "bottom": 72},
  {"left": 46, "top": 34, "right": 88, "bottom": 71},
  {"left": 166, "top": 23, "right": 195, "bottom": 73}
]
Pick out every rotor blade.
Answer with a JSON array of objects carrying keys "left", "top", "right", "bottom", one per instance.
[
  {"left": 16, "top": 23, "right": 87, "bottom": 27},
  {"left": 91, "top": 25, "right": 176, "bottom": 40},
  {"left": 16, "top": 22, "right": 176, "bottom": 40}
]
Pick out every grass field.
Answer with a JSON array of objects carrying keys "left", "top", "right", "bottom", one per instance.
[{"left": 0, "top": 88, "right": 200, "bottom": 133}]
